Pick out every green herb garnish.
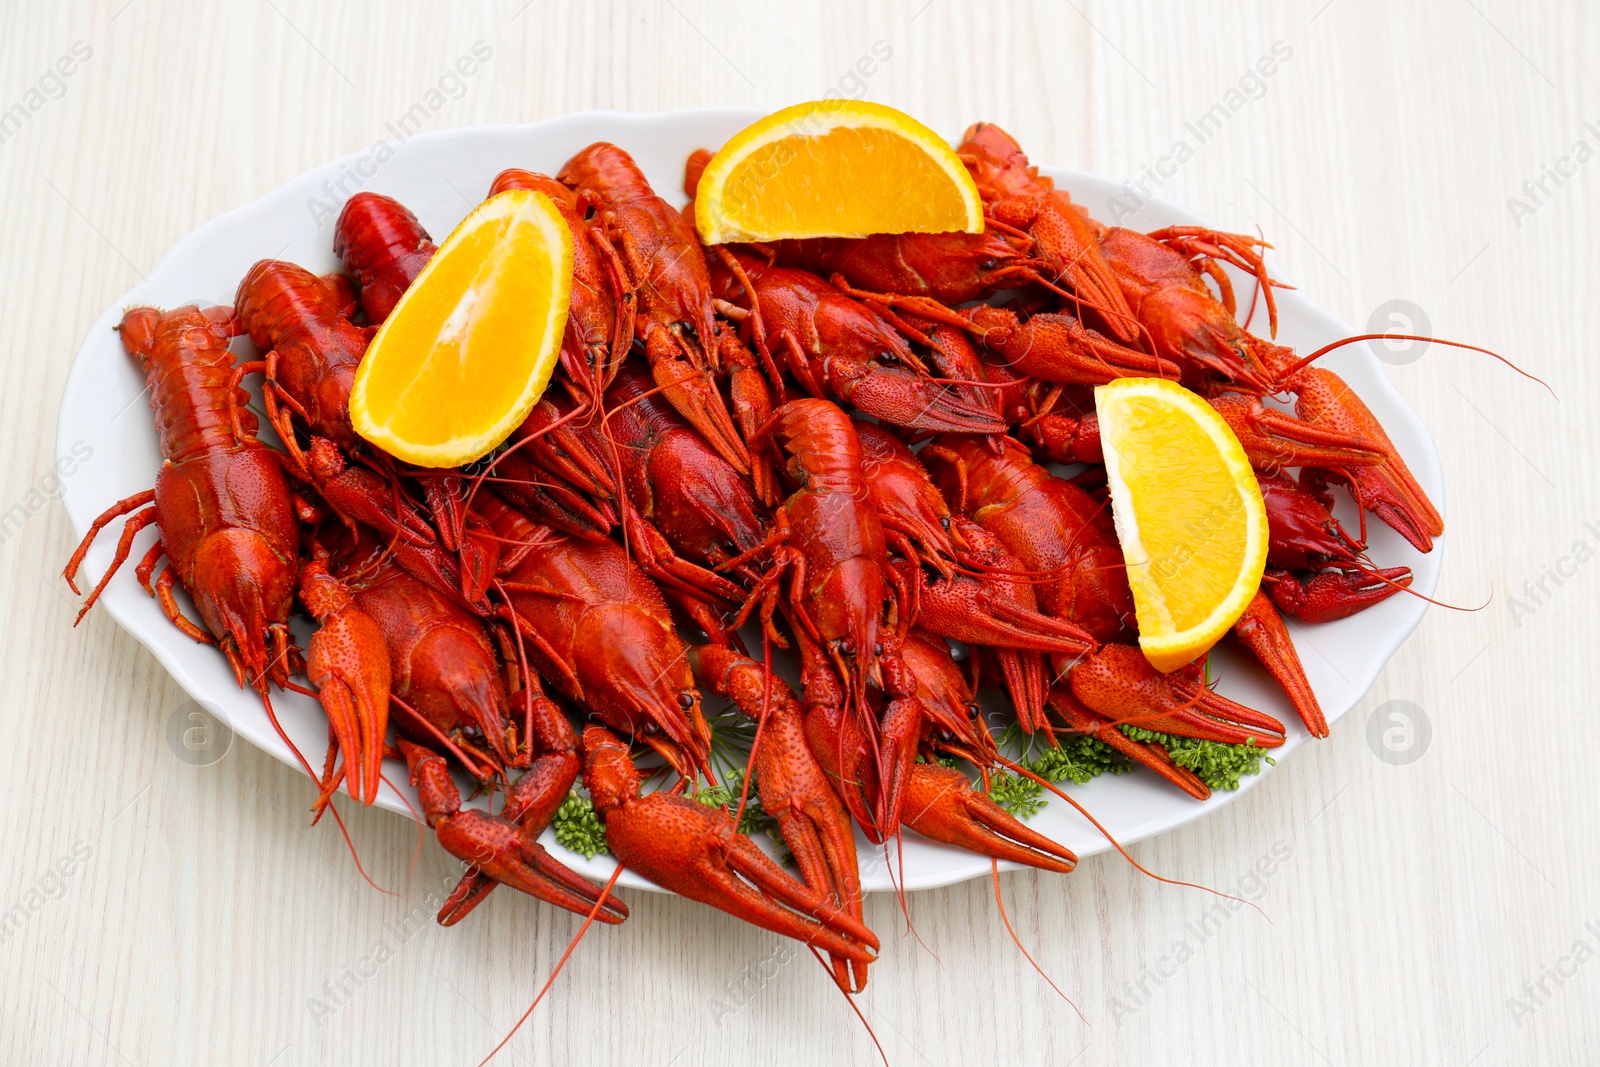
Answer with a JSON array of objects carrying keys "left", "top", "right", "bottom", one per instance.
[
  {"left": 551, "top": 791, "right": 609, "bottom": 858},
  {"left": 1119, "top": 726, "right": 1276, "bottom": 791},
  {"left": 1028, "top": 735, "right": 1131, "bottom": 785},
  {"left": 984, "top": 770, "right": 1046, "bottom": 819}
]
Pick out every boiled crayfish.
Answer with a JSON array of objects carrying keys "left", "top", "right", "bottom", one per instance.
[{"left": 67, "top": 121, "right": 1487, "bottom": 1043}]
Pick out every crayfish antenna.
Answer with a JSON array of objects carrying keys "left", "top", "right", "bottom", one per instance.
[
  {"left": 805, "top": 944, "right": 891, "bottom": 1067},
  {"left": 1240, "top": 249, "right": 1265, "bottom": 334},
  {"left": 993, "top": 755, "right": 1266, "bottom": 919},
  {"left": 883, "top": 832, "right": 939, "bottom": 965},
  {"left": 463, "top": 396, "right": 589, "bottom": 519},
  {"left": 476, "top": 864, "right": 625, "bottom": 1067},
  {"left": 1275, "top": 333, "right": 1554, "bottom": 398},
  {"left": 379, "top": 767, "right": 427, "bottom": 892},
  {"left": 1356, "top": 564, "right": 1488, "bottom": 613},
  {"left": 727, "top": 631, "right": 776, "bottom": 852},
  {"left": 990, "top": 858, "right": 1086, "bottom": 1024},
  {"left": 257, "top": 689, "right": 398, "bottom": 897}
]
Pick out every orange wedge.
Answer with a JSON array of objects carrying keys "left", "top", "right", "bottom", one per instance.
[
  {"left": 695, "top": 100, "right": 984, "bottom": 244},
  {"left": 1096, "top": 378, "right": 1269, "bottom": 673},
  {"left": 349, "top": 189, "right": 573, "bottom": 467}
]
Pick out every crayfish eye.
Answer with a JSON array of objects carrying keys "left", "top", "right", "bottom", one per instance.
[
  {"left": 676, "top": 693, "right": 695, "bottom": 709},
  {"left": 966, "top": 702, "right": 982, "bottom": 719},
  {"left": 980, "top": 259, "right": 998, "bottom": 271},
  {"left": 937, "top": 729, "right": 954, "bottom": 743},
  {"left": 940, "top": 516, "right": 951, "bottom": 530},
  {"left": 873, "top": 643, "right": 883, "bottom": 656},
  {"left": 642, "top": 721, "right": 661, "bottom": 735}
]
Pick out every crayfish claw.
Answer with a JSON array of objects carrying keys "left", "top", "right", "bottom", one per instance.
[
  {"left": 901, "top": 762, "right": 1076, "bottom": 873},
  {"left": 687, "top": 644, "right": 872, "bottom": 991},
  {"left": 1287, "top": 368, "right": 1443, "bottom": 552},
  {"left": 1265, "top": 565, "right": 1413, "bottom": 624},
  {"left": 645, "top": 326, "right": 752, "bottom": 474},
  {"left": 401, "top": 740, "right": 626, "bottom": 926},
  {"left": 966, "top": 305, "right": 1177, "bottom": 386},
  {"left": 437, "top": 871, "right": 497, "bottom": 927},
  {"left": 301, "top": 561, "right": 391, "bottom": 806},
  {"left": 1048, "top": 686, "right": 1211, "bottom": 801},
  {"left": 1069, "top": 644, "right": 1286, "bottom": 749},
  {"left": 1209, "top": 392, "right": 1383, "bottom": 471},
  {"left": 1232, "top": 590, "right": 1327, "bottom": 738},
  {"left": 584, "top": 726, "right": 878, "bottom": 965}
]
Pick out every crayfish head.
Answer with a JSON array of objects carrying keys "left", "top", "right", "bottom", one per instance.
[
  {"left": 489, "top": 168, "right": 577, "bottom": 209},
  {"left": 573, "top": 605, "right": 711, "bottom": 777},
  {"left": 647, "top": 434, "right": 768, "bottom": 564},
  {"left": 802, "top": 558, "right": 885, "bottom": 709},
  {"left": 958, "top": 122, "right": 1046, "bottom": 202},
  {"left": 186, "top": 527, "right": 298, "bottom": 691},
  {"left": 406, "top": 623, "right": 516, "bottom": 763}
]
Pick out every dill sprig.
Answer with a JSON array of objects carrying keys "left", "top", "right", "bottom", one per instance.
[
  {"left": 694, "top": 769, "right": 790, "bottom": 865},
  {"left": 703, "top": 699, "right": 761, "bottom": 783}
]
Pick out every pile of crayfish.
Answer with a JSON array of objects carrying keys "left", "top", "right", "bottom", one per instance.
[{"left": 67, "top": 122, "right": 1449, "bottom": 998}]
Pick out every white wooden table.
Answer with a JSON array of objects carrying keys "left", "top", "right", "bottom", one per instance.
[{"left": 3, "top": 2, "right": 1596, "bottom": 1063}]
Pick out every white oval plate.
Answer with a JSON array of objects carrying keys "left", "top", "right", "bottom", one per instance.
[{"left": 57, "top": 108, "right": 1441, "bottom": 894}]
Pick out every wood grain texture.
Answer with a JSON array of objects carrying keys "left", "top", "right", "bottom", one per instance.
[{"left": 3, "top": 1, "right": 1596, "bottom": 1063}]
